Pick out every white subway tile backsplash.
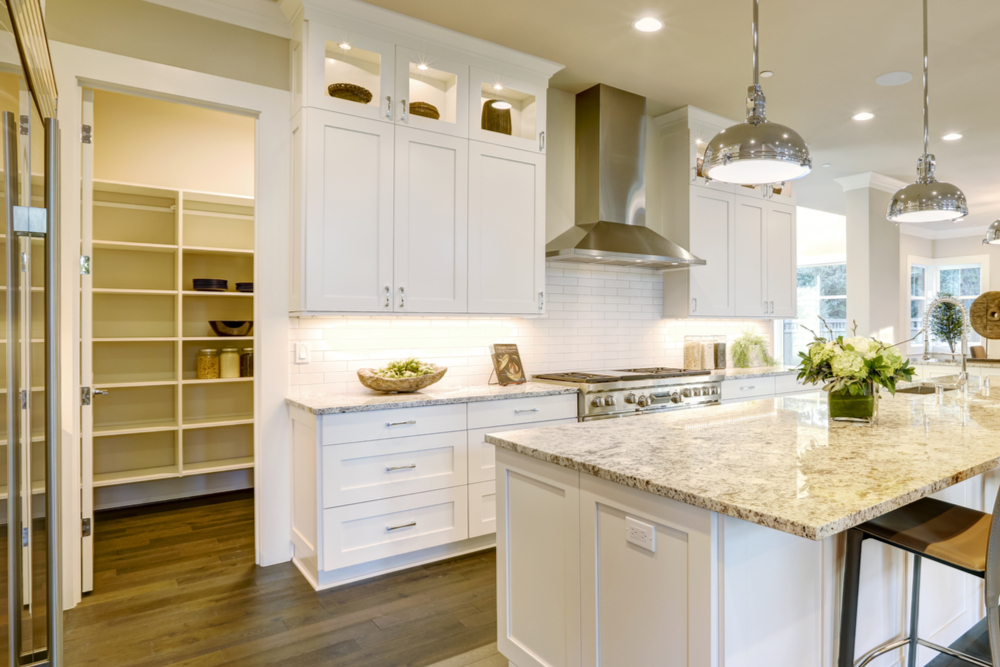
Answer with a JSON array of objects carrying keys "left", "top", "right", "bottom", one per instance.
[{"left": 287, "top": 262, "right": 773, "bottom": 396}]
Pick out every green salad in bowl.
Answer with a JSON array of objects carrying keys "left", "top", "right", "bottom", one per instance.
[{"left": 358, "top": 358, "right": 448, "bottom": 393}]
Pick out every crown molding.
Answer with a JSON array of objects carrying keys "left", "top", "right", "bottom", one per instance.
[
  {"left": 834, "top": 171, "right": 907, "bottom": 194},
  {"left": 143, "top": 0, "right": 291, "bottom": 37},
  {"left": 900, "top": 225, "right": 985, "bottom": 241},
  {"left": 654, "top": 105, "right": 737, "bottom": 133}
]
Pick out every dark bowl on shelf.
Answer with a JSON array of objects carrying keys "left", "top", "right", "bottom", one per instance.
[
  {"left": 194, "top": 279, "right": 229, "bottom": 292},
  {"left": 236, "top": 282, "right": 254, "bottom": 293},
  {"left": 209, "top": 321, "right": 254, "bottom": 337}
]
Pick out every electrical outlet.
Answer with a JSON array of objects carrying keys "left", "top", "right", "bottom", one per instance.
[
  {"left": 625, "top": 516, "right": 656, "bottom": 553},
  {"left": 294, "top": 342, "right": 311, "bottom": 364}
]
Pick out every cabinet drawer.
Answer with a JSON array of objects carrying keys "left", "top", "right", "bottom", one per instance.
[
  {"left": 322, "top": 432, "right": 468, "bottom": 508},
  {"left": 721, "top": 377, "right": 775, "bottom": 401},
  {"left": 322, "top": 403, "right": 466, "bottom": 445},
  {"left": 774, "top": 374, "right": 806, "bottom": 395},
  {"left": 469, "top": 480, "right": 496, "bottom": 538},
  {"left": 322, "top": 487, "right": 468, "bottom": 571},
  {"left": 467, "top": 394, "right": 577, "bottom": 430},
  {"left": 468, "top": 419, "right": 578, "bottom": 484}
]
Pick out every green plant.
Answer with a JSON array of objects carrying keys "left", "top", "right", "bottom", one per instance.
[
  {"left": 731, "top": 329, "right": 777, "bottom": 368},
  {"left": 375, "top": 358, "right": 437, "bottom": 378},
  {"left": 796, "top": 320, "right": 915, "bottom": 396},
  {"left": 928, "top": 292, "right": 966, "bottom": 353}
]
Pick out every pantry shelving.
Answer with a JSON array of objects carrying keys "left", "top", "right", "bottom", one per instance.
[{"left": 83, "top": 180, "right": 256, "bottom": 489}]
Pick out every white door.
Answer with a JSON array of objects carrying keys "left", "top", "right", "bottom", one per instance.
[
  {"left": 393, "top": 127, "right": 468, "bottom": 313},
  {"left": 468, "top": 141, "right": 545, "bottom": 314},
  {"left": 469, "top": 68, "right": 546, "bottom": 154},
  {"left": 688, "top": 188, "right": 735, "bottom": 317},
  {"left": 305, "top": 109, "right": 394, "bottom": 312},
  {"left": 735, "top": 195, "right": 767, "bottom": 318},
  {"left": 80, "top": 88, "right": 95, "bottom": 593},
  {"left": 394, "top": 47, "right": 469, "bottom": 138},
  {"left": 766, "top": 201, "right": 797, "bottom": 318}
]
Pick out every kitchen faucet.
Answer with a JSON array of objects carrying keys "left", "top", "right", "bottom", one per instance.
[{"left": 922, "top": 295, "right": 970, "bottom": 385}]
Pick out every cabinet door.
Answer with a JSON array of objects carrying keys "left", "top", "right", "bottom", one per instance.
[
  {"left": 735, "top": 195, "right": 768, "bottom": 317},
  {"left": 688, "top": 188, "right": 735, "bottom": 316},
  {"left": 305, "top": 109, "right": 394, "bottom": 312},
  {"left": 766, "top": 202, "right": 797, "bottom": 318},
  {"left": 394, "top": 47, "right": 469, "bottom": 138},
  {"left": 469, "top": 68, "right": 547, "bottom": 153},
  {"left": 393, "top": 127, "right": 468, "bottom": 313},
  {"left": 306, "top": 22, "right": 395, "bottom": 122},
  {"left": 468, "top": 141, "right": 545, "bottom": 314}
]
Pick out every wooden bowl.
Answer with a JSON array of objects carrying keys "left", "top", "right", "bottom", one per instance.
[
  {"left": 357, "top": 365, "right": 447, "bottom": 393},
  {"left": 327, "top": 83, "right": 373, "bottom": 104},
  {"left": 209, "top": 320, "right": 254, "bottom": 337}
]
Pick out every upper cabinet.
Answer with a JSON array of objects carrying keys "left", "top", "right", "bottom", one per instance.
[
  {"left": 285, "top": 0, "right": 562, "bottom": 315},
  {"left": 658, "top": 106, "right": 797, "bottom": 319}
]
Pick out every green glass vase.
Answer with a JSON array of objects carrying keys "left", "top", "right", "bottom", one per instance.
[{"left": 828, "top": 385, "right": 878, "bottom": 423}]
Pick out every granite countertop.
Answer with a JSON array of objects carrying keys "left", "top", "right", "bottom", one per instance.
[
  {"left": 722, "top": 366, "right": 798, "bottom": 380},
  {"left": 487, "top": 388, "right": 1000, "bottom": 541},
  {"left": 287, "top": 381, "right": 579, "bottom": 415}
]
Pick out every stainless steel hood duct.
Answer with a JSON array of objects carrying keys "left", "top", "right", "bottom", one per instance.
[{"left": 546, "top": 84, "right": 705, "bottom": 270}]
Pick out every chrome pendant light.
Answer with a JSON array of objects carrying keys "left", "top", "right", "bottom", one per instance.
[
  {"left": 887, "top": 0, "right": 968, "bottom": 223},
  {"left": 702, "top": 0, "right": 811, "bottom": 185},
  {"left": 983, "top": 219, "right": 1000, "bottom": 245}
]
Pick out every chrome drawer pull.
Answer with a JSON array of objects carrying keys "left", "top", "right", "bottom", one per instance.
[
  {"left": 386, "top": 419, "right": 416, "bottom": 427},
  {"left": 739, "top": 386, "right": 756, "bottom": 391},
  {"left": 386, "top": 521, "right": 416, "bottom": 532},
  {"left": 386, "top": 464, "right": 416, "bottom": 472},
  {"left": 515, "top": 408, "right": 540, "bottom": 414}
]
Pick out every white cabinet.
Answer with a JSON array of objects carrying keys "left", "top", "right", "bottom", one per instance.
[
  {"left": 766, "top": 202, "right": 796, "bottom": 318},
  {"left": 394, "top": 46, "right": 470, "bottom": 138},
  {"left": 469, "top": 68, "right": 547, "bottom": 153},
  {"left": 468, "top": 141, "right": 546, "bottom": 314},
  {"left": 393, "top": 127, "right": 468, "bottom": 313},
  {"left": 305, "top": 21, "right": 396, "bottom": 122},
  {"left": 735, "top": 196, "right": 767, "bottom": 317}
]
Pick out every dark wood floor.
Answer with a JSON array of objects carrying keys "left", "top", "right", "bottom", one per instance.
[
  {"left": 925, "top": 617, "right": 991, "bottom": 666},
  {"left": 65, "top": 490, "right": 502, "bottom": 667}
]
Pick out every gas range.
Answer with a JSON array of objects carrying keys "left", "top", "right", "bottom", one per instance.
[{"left": 533, "top": 368, "right": 724, "bottom": 420}]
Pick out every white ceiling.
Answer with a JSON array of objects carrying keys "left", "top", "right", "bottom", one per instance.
[{"left": 353, "top": 0, "right": 1000, "bottom": 234}]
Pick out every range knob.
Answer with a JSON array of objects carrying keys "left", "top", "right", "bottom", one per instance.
[
  {"left": 625, "top": 393, "right": 637, "bottom": 404},
  {"left": 637, "top": 394, "right": 649, "bottom": 408},
  {"left": 694, "top": 387, "right": 703, "bottom": 397},
  {"left": 604, "top": 395, "right": 617, "bottom": 407},
  {"left": 682, "top": 388, "right": 693, "bottom": 397},
  {"left": 711, "top": 386, "right": 720, "bottom": 395},
  {"left": 671, "top": 392, "right": 683, "bottom": 404},
  {"left": 591, "top": 397, "right": 605, "bottom": 408}
]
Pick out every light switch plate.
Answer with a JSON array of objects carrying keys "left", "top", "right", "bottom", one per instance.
[
  {"left": 294, "top": 342, "right": 311, "bottom": 364},
  {"left": 625, "top": 516, "right": 656, "bottom": 552}
]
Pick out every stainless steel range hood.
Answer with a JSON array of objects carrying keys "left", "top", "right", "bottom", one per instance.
[{"left": 546, "top": 84, "right": 705, "bottom": 270}]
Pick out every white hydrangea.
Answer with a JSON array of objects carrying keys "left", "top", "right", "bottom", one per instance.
[{"left": 831, "top": 350, "right": 868, "bottom": 379}]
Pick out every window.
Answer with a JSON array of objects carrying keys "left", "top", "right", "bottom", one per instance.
[
  {"left": 782, "top": 263, "right": 847, "bottom": 365},
  {"left": 909, "top": 260, "right": 984, "bottom": 353}
]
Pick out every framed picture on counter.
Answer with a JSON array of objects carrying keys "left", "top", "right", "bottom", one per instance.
[{"left": 490, "top": 343, "right": 526, "bottom": 385}]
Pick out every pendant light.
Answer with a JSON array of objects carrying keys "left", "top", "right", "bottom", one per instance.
[
  {"left": 983, "top": 219, "right": 1000, "bottom": 245},
  {"left": 887, "top": 0, "right": 968, "bottom": 223},
  {"left": 702, "top": 0, "right": 812, "bottom": 185}
]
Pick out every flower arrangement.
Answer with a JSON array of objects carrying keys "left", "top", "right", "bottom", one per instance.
[{"left": 796, "top": 320, "right": 916, "bottom": 397}]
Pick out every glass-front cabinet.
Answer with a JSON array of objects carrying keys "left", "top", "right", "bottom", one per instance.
[
  {"left": 469, "top": 68, "right": 546, "bottom": 153},
  {"left": 394, "top": 47, "right": 468, "bottom": 137},
  {"left": 307, "top": 22, "right": 395, "bottom": 121}
]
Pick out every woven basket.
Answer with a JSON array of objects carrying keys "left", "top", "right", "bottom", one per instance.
[
  {"left": 409, "top": 101, "right": 440, "bottom": 119},
  {"left": 357, "top": 365, "right": 448, "bottom": 393},
  {"left": 482, "top": 100, "right": 512, "bottom": 135},
  {"left": 328, "top": 83, "right": 373, "bottom": 104}
]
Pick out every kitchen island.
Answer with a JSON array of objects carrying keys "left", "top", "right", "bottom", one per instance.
[{"left": 487, "top": 389, "right": 1000, "bottom": 667}]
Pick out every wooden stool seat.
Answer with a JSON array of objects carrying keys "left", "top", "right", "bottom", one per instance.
[{"left": 859, "top": 497, "right": 991, "bottom": 574}]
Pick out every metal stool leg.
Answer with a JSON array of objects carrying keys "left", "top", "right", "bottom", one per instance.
[
  {"left": 989, "top": 606, "right": 1000, "bottom": 667},
  {"left": 840, "top": 529, "right": 865, "bottom": 667},
  {"left": 907, "top": 555, "right": 922, "bottom": 667}
]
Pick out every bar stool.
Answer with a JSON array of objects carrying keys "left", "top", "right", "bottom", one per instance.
[{"left": 839, "top": 495, "right": 1000, "bottom": 667}]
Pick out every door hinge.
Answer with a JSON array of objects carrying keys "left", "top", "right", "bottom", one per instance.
[
  {"left": 19, "top": 390, "right": 26, "bottom": 410},
  {"left": 21, "top": 527, "right": 28, "bottom": 547},
  {"left": 20, "top": 252, "right": 27, "bottom": 273},
  {"left": 539, "top": 291, "right": 544, "bottom": 310},
  {"left": 81, "top": 124, "right": 92, "bottom": 144},
  {"left": 80, "top": 255, "right": 91, "bottom": 275},
  {"left": 19, "top": 114, "right": 28, "bottom": 135},
  {"left": 81, "top": 386, "right": 91, "bottom": 406},
  {"left": 82, "top": 518, "right": 92, "bottom": 538}
]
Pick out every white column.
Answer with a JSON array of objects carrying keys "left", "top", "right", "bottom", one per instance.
[{"left": 835, "top": 172, "right": 907, "bottom": 342}]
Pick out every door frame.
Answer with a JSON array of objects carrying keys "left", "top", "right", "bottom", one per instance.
[{"left": 52, "top": 41, "right": 291, "bottom": 609}]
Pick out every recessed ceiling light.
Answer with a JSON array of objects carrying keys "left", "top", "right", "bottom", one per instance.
[
  {"left": 695, "top": 139, "right": 703, "bottom": 145},
  {"left": 417, "top": 63, "right": 429, "bottom": 71},
  {"left": 632, "top": 17, "right": 664, "bottom": 32},
  {"left": 943, "top": 133, "right": 963, "bottom": 141},
  {"left": 851, "top": 112, "right": 875, "bottom": 121},
  {"left": 493, "top": 83, "right": 504, "bottom": 91},
  {"left": 760, "top": 70, "right": 773, "bottom": 78},
  {"left": 491, "top": 100, "right": 512, "bottom": 110},
  {"left": 876, "top": 71, "right": 913, "bottom": 86},
  {"left": 822, "top": 163, "right": 831, "bottom": 168},
  {"left": 338, "top": 42, "right": 352, "bottom": 51}
]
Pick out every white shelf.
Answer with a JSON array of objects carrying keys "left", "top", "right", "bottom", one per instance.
[
  {"left": 182, "top": 246, "right": 253, "bottom": 256},
  {"left": 94, "top": 380, "right": 178, "bottom": 389},
  {"left": 93, "top": 288, "right": 177, "bottom": 296},
  {"left": 93, "top": 423, "right": 178, "bottom": 437},
  {"left": 0, "top": 480, "right": 47, "bottom": 500},
  {"left": 93, "top": 337, "right": 177, "bottom": 342},
  {"left": 93, "top": 465, "right": 179, "bottom": 488},
  {"left": 182, "top": 457, "right": 254, "bottom": 475},
  {"left": 182, "top": 290, "right": 252, "bottom": 297},
  {"left": 181, "top": 377, "right": 253, "bottom": 384},
  {"left": 93, "top": 240, "right": 178, "bottom": 253},
  {"left": 183, "top": 336, "right": 253, "bottom": 341},
  {"left": 181, "top": 418, "right": 253, "bottom": 430}
]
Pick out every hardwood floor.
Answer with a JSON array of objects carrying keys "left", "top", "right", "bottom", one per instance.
[{"left": 65, "top": 490, "right": 501, "bottom": 667}]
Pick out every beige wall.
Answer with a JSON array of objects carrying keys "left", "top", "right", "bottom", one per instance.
[
  {"left": 93, "top": 89, "right": 255, "bottom": 196},
  {"left": 47, "top": 0, "right": 290, "bottom": 91}
]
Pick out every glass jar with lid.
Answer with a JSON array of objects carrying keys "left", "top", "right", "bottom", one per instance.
[
  {"left": 196, "top": 349, "right": 221, "bottom": 379},
  {"left": 239, "top": 348, "right": 253, "bottom": 378},
  {"left": 220, "top": 348, "right": 240, "bottom": 378}
]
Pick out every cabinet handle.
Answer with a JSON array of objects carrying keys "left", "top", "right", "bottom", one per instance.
[
  {"left": 691, "top": 165, "right": 698, "bottom": 183},
  {"left": 399, "top": 286, "right": 405, "bottom": 308},
  {"left": 539, "top": 291, "right": 544, "bottom": 310},
  {"left": 386, "top": 521, "right": 416, "bottom": 532},
  {"left": 539, "top": 131, "right": 545, "bottom": 151},
  {"left": 386, "top": 419, "right": 416, "bottom": 427},
  {"left": 740, "top": 386, "right": 757, "bottom": 391},
  {"left": 515, "top": 408, "right": 540, "bottom": 414},
  {"left": 386, "top": 464, "right": 416, "bottom": 472},
  {"left": 692, "top": 297, "right": 697, "bottom": 313},
  {"left": 386, "top": 96, "right": 392, "bottom": 119},
  {"left": 401, "top": 99, "right": 408, "bottom": 122},
  {"left": 770, "top": 300, "right": 774, "bottom": 314},
  {"left": 385, "top": 286, "right": 390, "bottom": 308}
]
